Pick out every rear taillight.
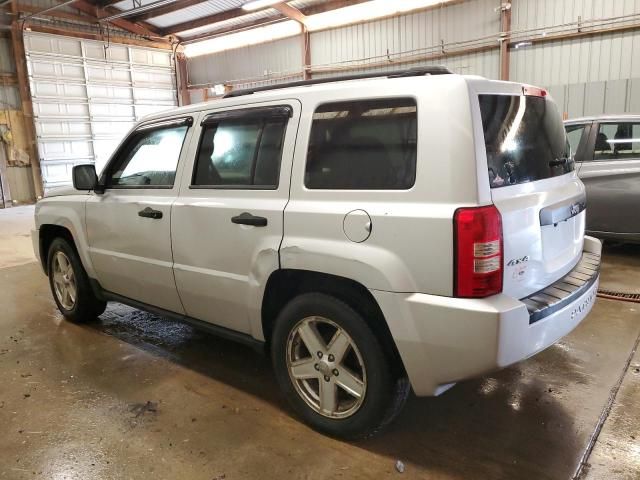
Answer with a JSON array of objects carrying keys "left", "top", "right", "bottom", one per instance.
[
  {"left": 522, "top": 85, "right": 547, "bottom": 97},
  {"left": 454, "top": 205, "right": 503, "bottom": 298}
]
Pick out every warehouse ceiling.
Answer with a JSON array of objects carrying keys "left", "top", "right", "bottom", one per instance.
[
  {"left": 0, "top": 0, "right": 371, "bottom": 42},
  {"left": 105, "top": 0, "right": 335, "bottom": 39}
]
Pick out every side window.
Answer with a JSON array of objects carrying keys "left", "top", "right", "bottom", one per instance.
[
  {"left": 305, "top": 98, "right": 417, "bottom": 190},
  {"left": 109, "top": 123, "right": 189, "bottom": 187},
  {"left": 594, "top": 122, "right": 640, "bottom": 160},
  {"left": 565, "top": 124, "right": 585, "bottom": 160},
  {"left": 192, "top": 108, "right": 289, "bottom": 188}
]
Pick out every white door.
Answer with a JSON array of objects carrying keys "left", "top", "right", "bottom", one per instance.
[
  {"left": 86, "top": 116, "right": 193, "bottom": 313},
  {"left": 171, "top": 101, "right": 301, "bottom": 335},
  {"left": 24, "top": 32, "right": 178, "bottom": 190}
]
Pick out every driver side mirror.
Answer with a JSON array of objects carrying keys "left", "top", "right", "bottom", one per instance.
[{"left": 72, "top": 164, "right": 100, "bottom": 192}]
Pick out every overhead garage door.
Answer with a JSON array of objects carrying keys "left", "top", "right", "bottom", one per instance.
[{"left": 24, "top": 32, "right": 178, "bottom": 189}]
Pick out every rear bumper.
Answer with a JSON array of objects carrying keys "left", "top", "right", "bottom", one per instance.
[{"left": 372, "top": 235, "right": 602, "bottom": 396}]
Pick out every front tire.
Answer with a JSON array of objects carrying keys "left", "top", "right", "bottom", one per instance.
[
  {"left": 47, "top": 237, "right": 106, "bottom": 323},
  {"left": 271, "top": 292, "right": 409, "bottom": 439}
]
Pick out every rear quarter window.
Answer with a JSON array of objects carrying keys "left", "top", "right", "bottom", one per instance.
[
  {"left": 305, "top": 98, "right": 417, "bottom": 190},
  {"left": 479, "top": 94, "right": 573, "bottom": 188}
]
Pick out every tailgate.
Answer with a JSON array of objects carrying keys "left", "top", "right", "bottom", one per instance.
[{"left": 477, "top": 89, "right": 585, "bottom": 299}]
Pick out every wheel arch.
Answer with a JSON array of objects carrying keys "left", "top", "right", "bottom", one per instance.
[
  {"left": 261, "top": 269, "right": 406, "bottom": 376},
  {"left": 39, "top": 224, "right": 76, "bottom": 274}
]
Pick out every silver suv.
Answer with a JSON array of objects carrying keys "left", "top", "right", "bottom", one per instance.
[{"left": 33, "top": 68, "right": 601, "bottom": 438}]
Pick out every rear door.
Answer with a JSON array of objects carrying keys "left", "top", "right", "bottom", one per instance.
[
  {"left": 576, "top": 120, "right": 640, "bottom": 237},
  {"left": 474, "top": 86, "right": 585, "bottom": 299},
  {"left": 171, "top": 100, "right": 300, "bottom": 336}
]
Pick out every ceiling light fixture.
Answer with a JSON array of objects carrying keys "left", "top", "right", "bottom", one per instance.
[
  {"left": 514, "top": 41, "right": 532, "bottom": 49},
  {"left": 305, "top": 0, "right": 455, "bottom": 31},
  {"left": 184, "top": 20, "right": 302, "bottom": 57},
  {"left": 242, "top": 0, "right": 283, "bottom": 11}
]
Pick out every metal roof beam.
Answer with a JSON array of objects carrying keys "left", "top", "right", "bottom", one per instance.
[
  {"left": 272, "top": 2, "right": 306, "bottom": 24},
  {"left": 164, "top": 0, "right": 368, "bottom": 37}
]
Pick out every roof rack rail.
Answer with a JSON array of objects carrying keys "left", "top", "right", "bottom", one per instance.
[{"left": 223, "top": 66, "right": 452, "bottom": 98}]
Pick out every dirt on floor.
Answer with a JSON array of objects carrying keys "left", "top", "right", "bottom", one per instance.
[{"left": 0, "top": 206, "right": 638, "bottom": 479}]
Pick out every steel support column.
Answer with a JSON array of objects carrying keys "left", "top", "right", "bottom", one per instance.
[
  {"left": 10, "top": 0, "right": 43, "bottom": 199},
  {"left": 176, "top": 52, "right": 190, "bottom": 106},
  {"left": 500, "top": 0, "right": 512, "bottom": 81},
  {"left": 302, "top": 27, "right": 311, "bottom": 80}
]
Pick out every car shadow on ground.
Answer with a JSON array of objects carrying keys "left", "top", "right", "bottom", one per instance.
[
  {"left": 76, "top": 301, "right": 586, "bottom": 479},
  {"left": 602, "top": 241, "right": 640, "bottom": 255}
]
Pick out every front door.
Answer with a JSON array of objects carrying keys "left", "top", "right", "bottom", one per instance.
[
  {"left": 171, "top": 101, "right": 300, "bottom": 336},
  {"left": 86, "top": 116, "right": 193, "bottom": 313}
]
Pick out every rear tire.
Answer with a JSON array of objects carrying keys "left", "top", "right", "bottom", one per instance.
[
  {"left": 271, "top": 292, "right": 409, "bottom": 439},
  {"left": 47, "top": 237, "right": 106, "bottom": 323}
]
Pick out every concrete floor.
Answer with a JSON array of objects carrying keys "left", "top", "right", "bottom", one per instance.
[
  {"left": 1, "top": 205, "right": 639, "bottom": 479},
  {"left": 0, "top": 206, "right": 36, "bottom": 269}
]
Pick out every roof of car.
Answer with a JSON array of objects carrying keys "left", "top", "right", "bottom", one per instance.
[
  {"left": 139, "top": 70, "right": 495, "bottom": 124},
  {"left": 565, "top": 114, "right": 640, "bottom": 124}
]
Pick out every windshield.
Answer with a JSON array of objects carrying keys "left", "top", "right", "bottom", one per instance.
[{"left": 479, "top": 94, "right": 573, "bottom": 188}]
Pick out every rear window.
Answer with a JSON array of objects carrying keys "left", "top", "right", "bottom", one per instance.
[
  {"left": 479, "top": 94, "right": 573, "bottom": 188},
  {"left": 305, "top": 98, "right": 417, "bottom": 189}
]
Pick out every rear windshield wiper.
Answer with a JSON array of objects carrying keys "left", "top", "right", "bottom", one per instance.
[{"left": 549, "top": 157, "right": 569, "bottom": 167}]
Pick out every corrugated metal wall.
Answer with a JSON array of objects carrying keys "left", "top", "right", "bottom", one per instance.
[
  {"left": 310, "top": 0, "right": 500, "bottom": 77},
  {"left": 186, "top": 0, "right": 503, "bottom": 88},
  {"left": 187, "top": 36, "right": 303, "bottom": 89},
  {"left": 0, "top": 37, "right": 20, "bottom": 110},
  {"left": 187, "top": 0, "right": 640, "bottom": 117},
  {"left": 509, "top": 0, "right": 640, "bottom": 117}
]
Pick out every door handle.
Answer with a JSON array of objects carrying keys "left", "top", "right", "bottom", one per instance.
[
  {"left": 138, "top": 207, "right": 163, "bottom": 219},
  {"left": 231, "top": 212, "right": 268, "bottom": 227}
]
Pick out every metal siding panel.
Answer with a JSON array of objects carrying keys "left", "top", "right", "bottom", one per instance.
[
  {"left": 187, "top": 36, "right": 302, "bottom": 87},
  {"left": 0, "top": 86, "right": 20, "bottom": 109},
  {"left": 511, "top": 27, "right": 640, "bottom": 87},
  {"left": 629, "top": 79, "right": 640, "bottom": 112},
  {"left": 584, "top": 81, "right": 606, "bottom": 116},
  {"left": 547, "top": 85, "right": 567, "bottom": 117},
  {"left": 631, "top": 24, "right": 640, "bottom": 78},
  {"left": 0, "top": 38, "right": 16, "bottom": 73},
  {"left": 603, "top": 79, "right": 628, "bottom": 113},
  {"left": 567, "top": 83, "right": 586, "bottom": 119},
  {"left": 6, "top": 167, "right": 35, "bottom": 203}
]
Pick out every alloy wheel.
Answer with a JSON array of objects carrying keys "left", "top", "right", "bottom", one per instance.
[
  {"left": 52, "top": 251, "right": 77, "bottom": 310},
  {"left": 286, "top": 316, "right": 367, "bottom": 419}
]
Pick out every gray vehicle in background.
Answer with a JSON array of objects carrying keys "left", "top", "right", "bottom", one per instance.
[{"left": 565, "top": 115, "right": 640, "bottom": 243}]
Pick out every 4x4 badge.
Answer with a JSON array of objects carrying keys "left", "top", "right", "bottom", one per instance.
[{"left": 507, "top": 256, "right": 529, "bottom": 267}]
